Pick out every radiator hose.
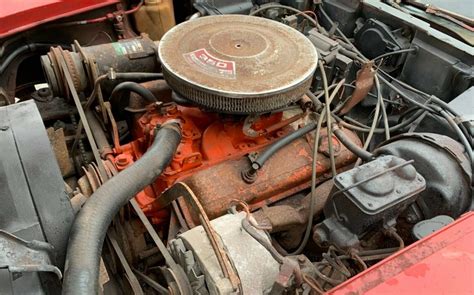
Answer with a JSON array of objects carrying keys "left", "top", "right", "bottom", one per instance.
[{"left": 62, "top": 123, "right": 182, "bottom": 294}]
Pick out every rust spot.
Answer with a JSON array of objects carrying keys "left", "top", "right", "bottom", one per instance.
[{"left": 339, "top": 61, "right": 375, "bottom": 115}]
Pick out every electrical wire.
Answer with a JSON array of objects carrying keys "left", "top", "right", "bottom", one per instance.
[
  {"left": 438, "top": 108, "right": 474, "bottom": 184},
  {"left": 319, "top": 61, "right": 338, "bottom": 176},
  {"left": 378, "top": 74, "right": 473, "bottom": 163},
  {"left": 287, "top": 106, "right": 325, "bottom": 256},
  {"left": 200, "top": 2, "right": 223, "bottom": 15},
  {"left": 319, "top": 4, "right": 443, "bottom": 114},
  {"left": 334, "top": 108, "right": 423, "bottom": 133},
  {"left": 320, "top": 6, "right": 446, "bottom": 154},
  {"left": 231, "top": 203, "right": 285, "bottom": 264},
  {"left": 354, "top": 78, "right": 382, "bottom": 166},
  {"left": 376, "top": 75, "right": 391, "bottom": 140},
  {"left": 317, "top": 83, "right": 403, "bottom": 114},
  {"left": 250, "top": 4, "right": 323, "bottom": 31},
  {"left": 319, "top": 7, "right": 364, "bottom": 58},
  {"left": 302, "top": 274, "right": 324, "bottom": 294},
  {"left": 377, "top": 75, "right": 433, "bottom": 112},
  {"left": 287, "top": 67, "right": 343, "bottom": 255},
  {"left": 313, "top": 246, "right": 353, "bottom": 289},
  {"left": 320, "top": 4, "right": 462, "bottom": 121},
  {"left": 372, "top": 47, "right": 417, "bottom": 62}
]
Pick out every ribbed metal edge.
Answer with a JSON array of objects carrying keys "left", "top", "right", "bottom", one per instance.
[{"left": 163, "top": 66, "right": 313, "bottom": 114}]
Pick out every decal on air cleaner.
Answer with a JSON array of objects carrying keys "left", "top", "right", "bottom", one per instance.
[{"left": 183, "top": 48, "right": 236, "bottom": 79}]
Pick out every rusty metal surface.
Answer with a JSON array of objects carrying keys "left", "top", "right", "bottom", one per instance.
[
  {"left": 162, "top": 128, "right": 360, "bottom": 226},
  {"left": 0, "top": 100, "right": 74, "bottom": 272},
  {"left": 171, "top": 182, "right": 241, "bottom": 292},
  {"left": 81, "top": 36, "right": 159, "bottom": 77},
  {"left": 129, "top": 79, "right": 173, "bottom": 108},
  {"left": 35, "top": 97, "right": 75, "bottom": 121},
  {"left": 129, "top": 198, "right": 193, "bottom": 295},
  {"left": 0, "top": 230, "right": 61, "bottom": 279},
  {"left": 127, "top": 105, "right": 296, "bottom": 223},
  {"left": 159, "top": 15, "right": 318, "bottom": 114},
  {"left": 243, "top": 112, "right": 306, "bottom": 138},
  {"left": 41, "top": 36, "right": 160, "bottom": 98},
  {"left": 253, "top": 179, "right": 334, "bottom": 233},
  {"left": 339, "top": 61, "right": 375, "bottom": 115},
  {"left": 252, "top": 179, "right": 335, "bottom": 249},
  {"left": 47, "top": 127, "right": 74, "bottom": 177}
]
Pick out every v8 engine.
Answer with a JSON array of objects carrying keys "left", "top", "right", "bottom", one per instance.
[{"left": 0, "top": 0, "right": 472, "bottom": 294}]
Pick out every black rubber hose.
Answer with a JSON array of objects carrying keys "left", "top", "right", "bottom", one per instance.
[
  {"left": 62, "top": 123, "right": 181, "bottom": 295},
  {"left": 333, "top": 127, "right": 375, "bottom": 162},
  {"left": 171, "top": 91, "right": 194, "bottom": 106},
  {"left": 110, "top": 81, "right": 158, "bottom": 106},
  {"left": 254, "top": 122, "right": 317, "bottom": 169},
  {"left": 0, "top": 44, "right": 30, "bottom": 73},
  {"left": 114, "top": 72, "right": 164, "bottom": 80},
  {"left": 0, "top": 43, "right": 65, "bottom": 73}
]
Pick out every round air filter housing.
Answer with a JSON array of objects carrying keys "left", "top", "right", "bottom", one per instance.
[{"left": 159, "top": 15, "right": 318, "bottom": 114}]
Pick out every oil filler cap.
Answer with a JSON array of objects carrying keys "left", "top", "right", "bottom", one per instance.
[{"left": 158, "top": 15, "right": 318, "bottom": 114}]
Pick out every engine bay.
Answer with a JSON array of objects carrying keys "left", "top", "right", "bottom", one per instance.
[{"left": 0, "top": 0, "right": 473, "bottom": 294}]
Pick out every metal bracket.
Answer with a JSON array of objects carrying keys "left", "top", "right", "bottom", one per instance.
[{"left": 0, "top": 230, "right": 61, "bottom": 279}]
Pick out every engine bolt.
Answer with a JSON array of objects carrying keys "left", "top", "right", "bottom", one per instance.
[
  {"left": 116, "top": 154, "right": 129, "bottom": 166},
  {"left": 183, "top": 130, "right": 192, "bottom": 138}
]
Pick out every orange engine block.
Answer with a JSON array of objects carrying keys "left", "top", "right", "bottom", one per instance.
[{"left": 112, "top": 103, "right": 359, "bottom": 225}]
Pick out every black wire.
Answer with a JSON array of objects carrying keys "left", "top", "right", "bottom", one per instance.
[
  {"left": 200, "top": 2, "right": 223, "bottom": 15},
  {"left": 318, "top": 5, "right": 440, "bottom": 114},
  {"left": 250, "top": 4, "right": 323, "bottom": 31},
  {"left": 377, "top": 73, "right": 434, "bottom": 112},
  {"left": 332, "top": 108, "right": 426, "bottom": 133},
  {"left": 372, "top": 48, "right": 417, "bottom": 62}
]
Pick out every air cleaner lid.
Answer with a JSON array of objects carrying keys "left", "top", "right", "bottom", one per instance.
[{"left": 158, "top": 15, "right": 318, "bottom": 114}]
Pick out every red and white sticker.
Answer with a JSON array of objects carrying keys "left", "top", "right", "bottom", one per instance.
[{"left": 183, "top": 48, "right": 236, "bottom": 79}]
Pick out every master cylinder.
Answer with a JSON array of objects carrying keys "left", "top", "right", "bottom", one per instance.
[{"left": 314, "top": 155, "right": 426, "bottom": 249}]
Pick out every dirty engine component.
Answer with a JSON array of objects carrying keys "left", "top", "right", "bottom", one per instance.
[
  {"left": 170, "top": 212, "right": 280, "bottom": 294},
  {"left": 0, "top": 101, "right": 74, "bottom": 293},
  {"left": 376, "top": 133, "right": 473, "bottom": 220},
  {"left": 116, "top": 103, "right": 360, "bottom": 225},
  {"left": 1, "top": 0, "right": 473, "bottom": 294},
  {"left": 314, "top": 155, "right": 426, "bottom": 249},
  {"left": 159, "top": 15, "right": 318, "bottom": 114},
  {"left": 41, "top": 35, "right": 161, "bottom": 97}
]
